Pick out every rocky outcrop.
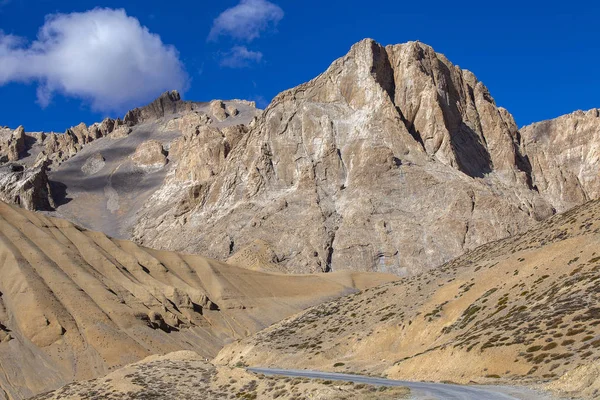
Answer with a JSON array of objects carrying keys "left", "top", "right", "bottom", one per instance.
[
  {"left": 0, "top": 158, "right": 54, "bottom": 210},
  {"left": 227, "top": 104, "right": 239, "bottom": 117},
  {"left": 81, "top": 153, "right": 106, "bottom": 176},
  {"left": 8, "top": 126, "right": 25, "bottom": 161},
  {"left": 131, "top": 140, "right": 168, "bottom": 171},
  {"left": 169, "top": 125, "right": 247, "bottom": 182},
  {"left": 43, "top": 118, "right": 127, "bottom": 165},
  {"left": 521, "top": 109, "right": 600, "bottom": 212},
  {"left": 0, "top": 126, "right": 27, "bottom": 162},
  {"left": 123, "top": 90, "right": 192, "bottom": 125},
  {"left": 131, "top": 39, "right": 556, "bottom": 275},
  {"left": 209, "top": 100, "right": 229, "bottom": 121},
  {"left": 108, "top": 125, "right": 133, "bottom": 139},
  {"left": 162, "top": 112, "right": 212, "bottom": 136}
]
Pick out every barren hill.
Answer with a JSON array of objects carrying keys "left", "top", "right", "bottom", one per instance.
[
  {"left": 216, "top": 197, "right": 600, "bottom": 398},
  {"left": 0, "top": 200, "right": 396, "bottom": 399}
]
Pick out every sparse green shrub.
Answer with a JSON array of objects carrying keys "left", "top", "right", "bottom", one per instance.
[
  {"left": 526, "top": 345, "right": 542, "bottom": 352},
  {"left": 542, "top": 342, "right": 557, "bottom": 350}
]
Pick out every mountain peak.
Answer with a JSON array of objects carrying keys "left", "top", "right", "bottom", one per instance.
[
  {"left": 159, "top": 89, "right": 181, "bottom": 102},
  {"left": 130, "top": 38, "right": 560, "bottom": 275},
  {"left": 123, "top": 90, "right": 188, "bottom": 125}
]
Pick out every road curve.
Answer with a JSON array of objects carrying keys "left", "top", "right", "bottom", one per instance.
[{"left": 248, "top": 368, "right": 557, "bottom": 400}]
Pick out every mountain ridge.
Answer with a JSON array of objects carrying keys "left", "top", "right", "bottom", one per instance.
[{"left": 0, "top": 38, "right": 599, "bottom": 277}]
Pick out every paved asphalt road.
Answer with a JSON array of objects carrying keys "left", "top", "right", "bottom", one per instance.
[{"left": 248, "top": 367, "right": 559, "bottom": 399}]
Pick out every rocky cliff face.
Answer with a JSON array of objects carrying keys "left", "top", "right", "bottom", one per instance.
[
  {"left": 131, "top": 39, "right": 557, "bottom": 275},
  {"left": 521, "top": 108, "right": 600, "bottom": 212},
  {"left": 43, "top": 98, "right": 260, "bottom": 239},
  {"left": 0, "top": 126, "right": 27, "bottom": 162},
  {"left": 0, "top": 158, "right": 55, "bottom": 210}
]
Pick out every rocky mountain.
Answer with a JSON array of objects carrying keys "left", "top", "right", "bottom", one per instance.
[
  {"left": 0, "top": 200, "right": 395, "bottom": 399},
  {"left": 521, "top": 108, "right": 600, "bottom": 212},
  {"left": 131, "top": 38, "right": 560, "bottom": 275},
  {"left": 0, "top": 90, "right": 260, "bottom": 239},
  {"left": 45, "top": 97, "right": 259, "bottom": 239},
  {"left": 1, "top": 39, "right": 599, "bottom": 277},
  {"left": 215, "top": 196, "right": 600, "bottom": 399},
  {"left": 0, "top": 112, "right": 128, "bottom": 210}
]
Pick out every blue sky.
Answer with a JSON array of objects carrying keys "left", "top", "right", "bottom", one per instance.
[{"left": 0, "top": 0, "right": 598, "bottom": 132}]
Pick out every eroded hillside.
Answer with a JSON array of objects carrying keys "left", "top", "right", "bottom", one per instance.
[{"left": 0, "top": 201, "right": 396, "bottom": 399}]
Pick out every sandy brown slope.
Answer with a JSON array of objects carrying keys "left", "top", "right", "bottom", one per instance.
[
  {"left": 0, "top": 201, "right": 397, "bottom": 400},
  {"left": 216, "top": 198, "right": 600, "bottom": 398}
]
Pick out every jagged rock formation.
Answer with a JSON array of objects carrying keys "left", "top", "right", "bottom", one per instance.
[
  {"left": 521, "top": 108, "right": 600, "bottom": 212},
  {"left": 124, "top": 90, "right": 191, "bottom": 125},
  {"left": 42, "top": 119, "right": 126, "bottom": 166},
  {"left": 0, "top": 126, "right": 26, "bottom": 162},
  {"left": 0, "top": 121, "right": 128, "bottom": 211},
  {"left": 121, "top": 91, "right": 252, "bottom": 127},
  {"left": 216, "top": 197, "right": 600, "bottom": 399},
  {"left": 132, "top": 39, "right": 558, "bottom": 275},
  {"left": 0, "top": 158, "right": 54, "bottom": 210},
  {"left": 0, "top": 91, "right": 255, "bottom": 217},
  {"left": 0, "top": 200, "right": 395, "bottom": 399},
  {"left": 44, "top": 98, "right": 259, "bottom": 239}
]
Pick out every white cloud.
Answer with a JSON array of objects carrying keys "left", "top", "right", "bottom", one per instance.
[
  {"left": 220, "top": 46, "right": 263, "bottom": 68},
  {"left": 0, "top": 8, "right": 188, "bottom": 111},
  {"left": 209, "top": 0, "right": 283, "bottom": 42}
]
